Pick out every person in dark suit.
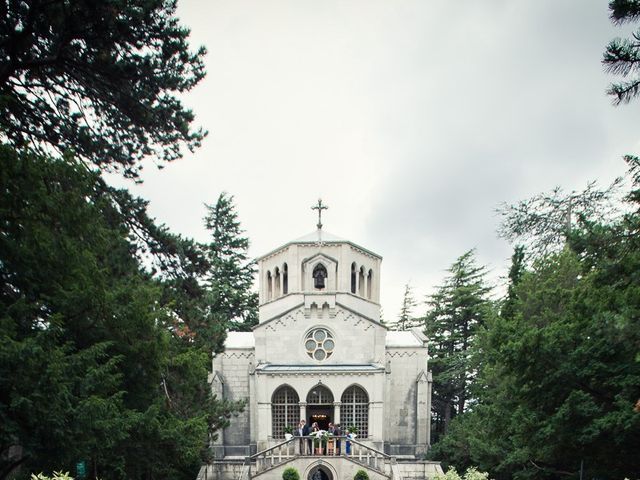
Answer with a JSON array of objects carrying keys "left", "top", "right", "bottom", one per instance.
[{"left": 294, "top": 419, "right": 310, "bottom": 454}]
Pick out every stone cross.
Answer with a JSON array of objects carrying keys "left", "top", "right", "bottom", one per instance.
[{"left": 311, "top": 199, "right": 328, "bottom": 230}]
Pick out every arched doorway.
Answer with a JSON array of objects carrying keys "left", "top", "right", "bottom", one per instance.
[
  {"left": 306, "top": 385, "right": 334, "bottom": 430},
  {"left": 307, "top": 465, "right": 333, "bottom": 480}
]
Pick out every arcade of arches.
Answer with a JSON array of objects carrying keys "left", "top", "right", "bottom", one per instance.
[{"left": 271, "top": 384, "right": 369, "bottom": 438}]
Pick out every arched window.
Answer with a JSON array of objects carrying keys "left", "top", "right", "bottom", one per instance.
[
  {"left": 283, "top": 263, "right": 288, "bottom": 294},
  {"left": 358, "top": 267, "right": 365, "bottom": 296},
  {"left": 351, "top": 262, "right": 357, "bottom": 294},
  {"left": 313, "top": 263, "right": 327, "bottom": 290},
  {"left": 272, "top": 386, "right": 299, "bottom": 438},
  {"left": 274, "top": 267, "right": 281, "bottom": 297},
  {"left": 307, "top": 385, "right": 334, "bottom": 404},
  {"left": 267, "top": 271, "right": 272, "bottom": 300},
  {"left": 341, "top": 386, "right": 369, "bottom": 437},
  {"left": 367, "top": 269, "right": 373, "bottom": 299}
]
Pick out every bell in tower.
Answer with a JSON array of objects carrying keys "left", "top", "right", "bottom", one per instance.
[{"left": 313, "top": 263, "right": 327, "bottom": 289}]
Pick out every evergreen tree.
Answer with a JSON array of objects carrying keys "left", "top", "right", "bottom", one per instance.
[
  {"left": 0, "top": 146, "right": 242, "bottom": 480},
  {"left": 496, "top": 178, "right": 622, "bottom": 260},
  {"left": 423, "top": 250, "right": 493, "bottom": 439},
  {"left": 499, "top": 245, "right": 525, "bottom": 321},
  {"left": 390, "top": 283, "right": 418, "bottom": 331},
  {"left": 604, "top": 0, "right": 640, "bottom": 104},
  {"left": 0, "top": 0, "right": 206, "bottom": 178},
  {"left": 432, "top": 159, "right": 640, "bottom": 480},
  {"left": 203, "top": 193, "right": 258, "bottom": 332}
]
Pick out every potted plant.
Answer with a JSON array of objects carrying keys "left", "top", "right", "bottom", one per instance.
[
  {"left": 321, "top": 431, "right": 329, "bottom": 453},
  {"left": 313, "top": 430, "right": 326, "bottom": 455},
  {"left": 348, "top": 425, "right": 359, "bottom": 438},
  {"left": 284, "top": 426, "right": 293, "bottom": 441}
]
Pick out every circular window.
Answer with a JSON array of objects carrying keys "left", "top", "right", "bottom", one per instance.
[{"left": 305, "top": 328, "right": 334, "bottom": 361}]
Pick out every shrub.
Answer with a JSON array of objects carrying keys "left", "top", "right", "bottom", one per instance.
[
  {"left": 354, "top": 469, "right": 370, "bottom": 480},
  {"left": 282, "top": 467, "right": 300, "bottom": 480},
  {"left": 31, "top": 473, "right": 74, "bottom": 480},
  {"left": 434, "top": 467, "right": 491, "bottom": 480}
]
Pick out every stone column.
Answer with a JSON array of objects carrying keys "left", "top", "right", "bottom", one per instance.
[
  {"left": 333, "top": 401, "right": 341, "bottom": 424},
  {"left": 299, "top": 401, "right": 307, "bottom": 423},
  {"left": 369, "top": 401, "right": 384, "bottom": 441},
  {"left": 299, "top": 402, "right": 308, "bottom": 455}
]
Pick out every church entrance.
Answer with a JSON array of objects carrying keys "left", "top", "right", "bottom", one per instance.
[
  {"left": 308, "top": 465, "right": 332, "bottom": 480},
  {"left": 306, "top": 385, "right": 334, "bottom": 430},
  {"left": 308, "top": 406, "right": 332, "bottom": 430}
]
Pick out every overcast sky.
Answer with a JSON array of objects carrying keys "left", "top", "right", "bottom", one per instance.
[{"left": 119, "top": 0, "right": 640, "bottom": 318}]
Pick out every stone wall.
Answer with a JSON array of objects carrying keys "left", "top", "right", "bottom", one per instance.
[
  {"left": 212, "top": 347, "right": 254, "bottom": 456},
  {"left": 199, "top": 458, "right": 444, "bottom": 480},
  {"left": 384, "top": 347, "right": 430, "bottom": 455}
]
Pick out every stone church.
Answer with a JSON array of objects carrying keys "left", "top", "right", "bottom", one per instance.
[{"left": 201, "top": 208, "right": 442, "bottom": 480}]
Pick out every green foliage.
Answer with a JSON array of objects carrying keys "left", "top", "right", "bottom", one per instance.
[
  {"left": 423, "top": 250, "right": 493, "bottom": 438},
  {"left": 0, "top": 146, "right": 243, "bottom": 480},
  {"left": 390, "top": 283, "right": 418, "bottom": 331},
  {"left": 0, "top": 0, "right": 206, "bottom": 178},
  {"left": 282, "top": 467, "right": 300, "bottom": 480},
  {"left": 203, "top": 193, "right": 258, "bottom": 331},
  {"left": 31, "top": 473, "right": 74, "bottom": 480},
  {"left": 434, "top": 467, "right": 490, "bottom": 480},
  {"left": 433, "top": 159, "right": 640, "bottom": 480},
  {"left": 354, "top": 470, "right": 370, "bottom": 480},
  {"left": 605, "top": 0, "right": 640, "bottom": 104},
  {"left": 496, "top": 179, "right": 622, "bottom": 260}
]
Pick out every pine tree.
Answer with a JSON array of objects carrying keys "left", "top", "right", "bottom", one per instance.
[
  {"left": 203, "top": 193, "right": 258, "bottom": 332},
  {"left": 0, "top": 146, "right": 243, "bottom": 479},
  {"left": 391, "top": 283, "right": 418, "bottom": 331},
  {"left": 499, "top": 245, "right": 525, "bottom": 321},
  {"left": 0, "top": 0, "right": 206, "bottom": 178},
  {"left": 604, "top": 0, "right": 640, "bottom": 104},
  {"left": 431, "top": 158, "right": 640, "bottom": 479},
  {"left": 423, "top": 250, "right": 492, "bottom": 438}
]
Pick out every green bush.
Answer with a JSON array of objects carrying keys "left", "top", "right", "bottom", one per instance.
[
  {"left": 433, "top": 467, "right": 491, "bottom": 480},
  {"left": 282, "top": 467, "right": 300, "bottom": 480},
  {"left": 31, "top": 473, "right": 74, "bottom": 480},
  {"left": 354, "top": 469, "right": 369, "bottom": 480}
]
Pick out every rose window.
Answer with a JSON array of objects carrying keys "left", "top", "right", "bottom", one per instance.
[{"left": 305, "top": 328, "right": 335, "bottom": 361}]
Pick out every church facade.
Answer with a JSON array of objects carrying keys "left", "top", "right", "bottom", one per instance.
[{"left": 202, "top": 221, "right": 442, "bottom": 480}]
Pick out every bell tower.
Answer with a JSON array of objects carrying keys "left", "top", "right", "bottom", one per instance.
[{"left": 256, "top": 201, "right": 382, "bottom": 323}]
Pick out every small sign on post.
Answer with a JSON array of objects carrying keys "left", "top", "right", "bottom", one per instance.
[{"left": 76, "top": 460, "right": 87, "bottom": 479}]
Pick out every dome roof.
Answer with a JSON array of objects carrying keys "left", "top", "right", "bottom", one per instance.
[
  {"left": 256, "top": 228, "right": 381, "bottom": 260},
  {"left": 292, "top": 229, "right": 346, "bottom": 243}
]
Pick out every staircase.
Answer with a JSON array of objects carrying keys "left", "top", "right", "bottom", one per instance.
[
  {"left": 197, "top": 438, "right": 443, "bottom": 480},
  {"left": 247, "top": 436, "right": 393, "bottom": 479}
]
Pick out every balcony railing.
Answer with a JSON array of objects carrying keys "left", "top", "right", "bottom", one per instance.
[{"left": 249, "top": 436, "right": 393, "bottom": 477}]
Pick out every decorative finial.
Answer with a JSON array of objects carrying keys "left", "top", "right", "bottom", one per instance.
[{"left": 311, "top": 198, "right": 328, "bottom": 230}]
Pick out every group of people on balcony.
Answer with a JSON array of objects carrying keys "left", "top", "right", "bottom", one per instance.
[{"left": 292, "top": 419, "right": 354, "bottom": 456}]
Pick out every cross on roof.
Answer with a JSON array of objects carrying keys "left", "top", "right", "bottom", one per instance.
[{"left": 311, "top": 199, "right": 328, "bottom": 230}]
